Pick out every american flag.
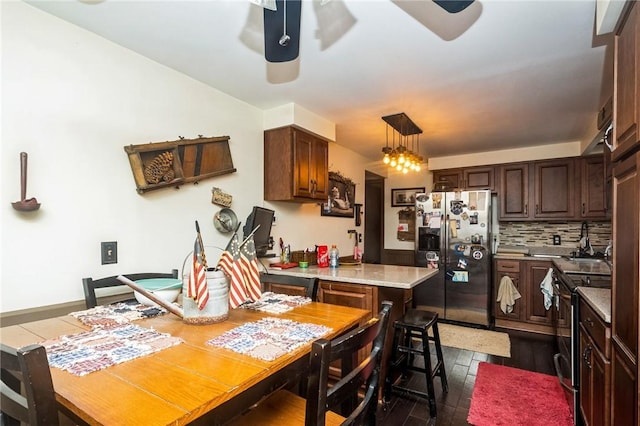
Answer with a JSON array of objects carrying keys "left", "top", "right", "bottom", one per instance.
[
  {"left": 217, "top": 233, "right": 249, "bottom": 309},
  {"left": 240, "top": 236, "right": 262, "bottom": 302},
  {"left": 187, "top": 236, "right": 209, "bottom": 310}
]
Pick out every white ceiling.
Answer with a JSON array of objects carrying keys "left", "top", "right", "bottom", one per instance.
[{"left": 27, "top": 0, "right": 616, "bottom": 162}]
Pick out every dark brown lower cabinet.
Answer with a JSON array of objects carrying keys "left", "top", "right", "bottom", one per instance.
[{"left": 579, "top": 297, "right": 611, "bottom": 426}]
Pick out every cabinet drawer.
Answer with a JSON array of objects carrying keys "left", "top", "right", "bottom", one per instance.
[
  {"left": 579, "top": 297, "right": 610, "bottom": 359},
  {"left": 496, "top": 259, "right": 521, "bottom": 272}
]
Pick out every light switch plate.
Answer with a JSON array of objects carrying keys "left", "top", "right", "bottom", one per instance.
[{"left": 101, "top": 241, "right": 118, "bottom": 264}]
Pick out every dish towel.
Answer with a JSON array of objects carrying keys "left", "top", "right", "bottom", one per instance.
[
  {"left": 496, "top": 275, "right": 521, "bottom": 314},
  {"left": 540, "top": 268, "right": 554, "bottom": 310}
]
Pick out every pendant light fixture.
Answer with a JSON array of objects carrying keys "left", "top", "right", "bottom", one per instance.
[{"left": 381, "top": 113, "right": 423, "bottom": 173}]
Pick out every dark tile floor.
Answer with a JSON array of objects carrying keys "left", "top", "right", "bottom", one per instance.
[{"left": 377, "top": 327, "right": 557, "bottom": 426}]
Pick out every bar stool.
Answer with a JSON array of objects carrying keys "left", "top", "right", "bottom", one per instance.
[{"left": 384, "top": 309, "right": 448, "bottom": 418}]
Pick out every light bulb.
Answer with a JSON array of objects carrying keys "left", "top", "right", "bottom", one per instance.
[{"left": 383, "top": 154, "right": 390, "bottom": 164}]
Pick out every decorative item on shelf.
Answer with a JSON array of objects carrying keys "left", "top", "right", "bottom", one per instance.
[
  {"left": 11, "top": 152, "right": 41, "bottom": 212},
  {"left": 381, "top": 113, "right": 424, "bottom": 174},
  {"left": 320, "top": 171, "right": 356, "bottom": 218},
  {"left": 213, "top": 208, "right": 239, "bottom": 234},
  {"left": 211, "top": 187, "right": 232, "bottom": 207},
  {"left": 391, "top": 187, "right": 426, "bottom": 207}
]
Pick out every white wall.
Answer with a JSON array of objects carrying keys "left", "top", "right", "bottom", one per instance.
[{"left": 0, "top": 3, "right": 370, "bottom": 313}]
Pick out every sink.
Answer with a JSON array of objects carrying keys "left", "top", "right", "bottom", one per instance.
[{"left": 531, "top": 254, "right": 563, "bottom": 259}]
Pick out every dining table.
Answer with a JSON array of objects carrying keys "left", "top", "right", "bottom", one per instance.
[{"left": 0, "top": 301, "right": 370, "bottom": 426}]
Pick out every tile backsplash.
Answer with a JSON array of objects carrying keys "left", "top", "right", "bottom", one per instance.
[{"left": 497, "top": 221, "right": 612, "bottom": 253}]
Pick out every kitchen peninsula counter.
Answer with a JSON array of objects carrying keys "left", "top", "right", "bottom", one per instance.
[
  {"left": 264, "top": 263, "right": 438, "bottom": 289},
  {"left": 262, "top": 263, "right": 437, "bottom": 391}
]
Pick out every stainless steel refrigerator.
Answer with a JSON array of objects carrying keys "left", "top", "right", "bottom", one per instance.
[{"left": 414, "top": 190, "right": 492, "bottom": 326}]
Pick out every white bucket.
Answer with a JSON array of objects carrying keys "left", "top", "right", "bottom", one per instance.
[{"left": 182, "top": 269, "right": 229, "bottom": 325}]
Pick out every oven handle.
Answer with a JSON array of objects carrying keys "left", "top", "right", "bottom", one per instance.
[{"left": 553, "top": 353, "right": 574, "bottom": 393}]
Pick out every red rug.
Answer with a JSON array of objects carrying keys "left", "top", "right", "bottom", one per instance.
[{"left": 467, "top": 362, "right": 573, "bottom": 426}]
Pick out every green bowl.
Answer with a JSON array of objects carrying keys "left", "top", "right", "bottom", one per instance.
[
  {"left": 298, "top": 261, "right": 309, "bottom": 268},
  {"left": 134, "top": 278, "right": 182, "bottom": 306},
  {"left": 135, "top": 278, "right": 182, "bottom": 290}
]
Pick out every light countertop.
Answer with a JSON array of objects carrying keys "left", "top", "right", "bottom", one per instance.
[
  {"left": 494, "top": 253, "right": 612, "bottom": 276},
  {"left": 264, "top": 264, "right": 438, "bottom": 289},
  {"left": 577, "top": 287, "right": 611, "bottom": 323}
]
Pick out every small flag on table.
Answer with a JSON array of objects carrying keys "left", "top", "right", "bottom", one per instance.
[
  {"left": 218, "top": 233, "right": 249, "bottom": 309},
  {"left": 240, "top": 236, "right": 262, "bottom": 302},
  {"left": 187, "top": 222, "right": 209, "bottom": 310}
]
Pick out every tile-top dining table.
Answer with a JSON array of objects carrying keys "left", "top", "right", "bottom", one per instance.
[{"left": 0, "top": 301, "right": 369, "bottom": 426}]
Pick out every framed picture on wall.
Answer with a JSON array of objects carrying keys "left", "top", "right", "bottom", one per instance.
[
  {"left": 391, "top": 187, "right": 425, "bottom": 207},
  {"left": 321, "top": 172, "right": 356, "bottom": 218}
]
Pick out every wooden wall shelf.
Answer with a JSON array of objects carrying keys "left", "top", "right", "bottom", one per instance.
[{"left": 124, "top": 136, "right": 236, "bottom": 194}]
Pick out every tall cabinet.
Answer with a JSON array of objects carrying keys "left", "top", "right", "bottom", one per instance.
[{"left": 610, "top": 2, "right": 640, "bottom": 425}]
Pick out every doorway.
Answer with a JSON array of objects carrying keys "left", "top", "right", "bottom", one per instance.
[{"left": 364, "top": 171, "right": 385, "bottom": 264}]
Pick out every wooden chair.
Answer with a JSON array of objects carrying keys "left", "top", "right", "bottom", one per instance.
[
  {"left": 260, "top": 274, "right": 319, "bottom": 300},
  {"left": 1, "top": 343, "right": 59, "bottom": 426},
  {"left": 82, "top": 269, "right": 179, "bottom": 308},
  {"left": 229, "top": 301, "right": 393, "bottom": 426}
]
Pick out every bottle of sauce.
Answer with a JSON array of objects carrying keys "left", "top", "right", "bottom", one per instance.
[{"left": 329, "top": 244, "right": 339, "bottom": 268}]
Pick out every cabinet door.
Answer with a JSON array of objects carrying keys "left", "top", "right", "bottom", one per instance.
[
  {"left": 317, "top": 281, "right": 374, "bottom": 318},
  {"left": 611, "top": 150, "right": 639, "bottom": 426},
  {"left": 613, "top": 1, "right": 639, "bottom": 161},
  {"left": 611, "top": 151, "right": 639, "bottom": 364},
  {"left": 499, "top": 163, "right": 529, "bottom": 219},
  {"left": 580, "top": 155, "right": 607, "bottom": 219},
  {"left": 311, "top": 136, "right": 329, "bottom": 199},
  {"left": 494, "top": 271, "right": 522, "bottom": 321},
  {"left": 580, "top": 324, "right": 611, "bottom": 426},
  {"left": 533, "top": 159, "right": 576, "bottom": 219},
  {"left": 464, "top": 166, "right": 495, "bottom": 191},
  {"left": 591, "top": 346, "right": 610, "bottom": 426},
  {"left": 524, "top": 261, "right": 554, "bottom": 325},
  {"left": 292, "top": 129, "right": 328, "bottom": 200},
  {"left": 433, "top": 170, "right": 462, "bottom": 190},
  {"left": 579, "top": 329, "right": 594, "bottom": 426}
]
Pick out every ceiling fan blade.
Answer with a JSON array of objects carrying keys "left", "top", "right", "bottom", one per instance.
[
  {"left": 249, "top": 0, "right": 277, "bottom": 11},
  {"left": 264, "top": 0, "right": 301, "bottom": 62},
  {"left": 433, "top": 0, "right": 475, "bottom": 14}
]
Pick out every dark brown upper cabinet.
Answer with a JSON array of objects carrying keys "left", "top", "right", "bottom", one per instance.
[
  {"left": 497, "top": 155, "right": 607, "bottom": 221},
  {"left": 433, "top": 165, "right": 495, "bottom": 192},
  {"left": 264, "top": 125, "right": 329, "bottom": 202}
]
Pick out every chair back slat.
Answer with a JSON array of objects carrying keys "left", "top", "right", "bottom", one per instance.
[
  {"left": 305, "top": 301, "right": 393, "bottom": 426},
  {"left": 259, "top": 274, "right": 319, "bottom": 300},
  {"left": 82, "top": 269, "right": 179, "bottom": 308},
  {"left": 1, "top": 343, "right": 59, "bottom": 426}
]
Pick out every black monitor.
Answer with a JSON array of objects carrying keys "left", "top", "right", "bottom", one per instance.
[{"left": 243, "top": 206, "right": 275, "bottom": 257}]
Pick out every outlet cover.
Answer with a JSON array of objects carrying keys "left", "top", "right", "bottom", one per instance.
[
  {"left": 101, "top": 241, "right": 118, "bottom": 264},
  {"left": 553, "top": 235, "right": 561, "bottom": 246}
]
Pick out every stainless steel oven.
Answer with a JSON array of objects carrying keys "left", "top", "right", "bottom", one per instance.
[{"left": 553, "top": 270, "right": 611, "bottom": 425}]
